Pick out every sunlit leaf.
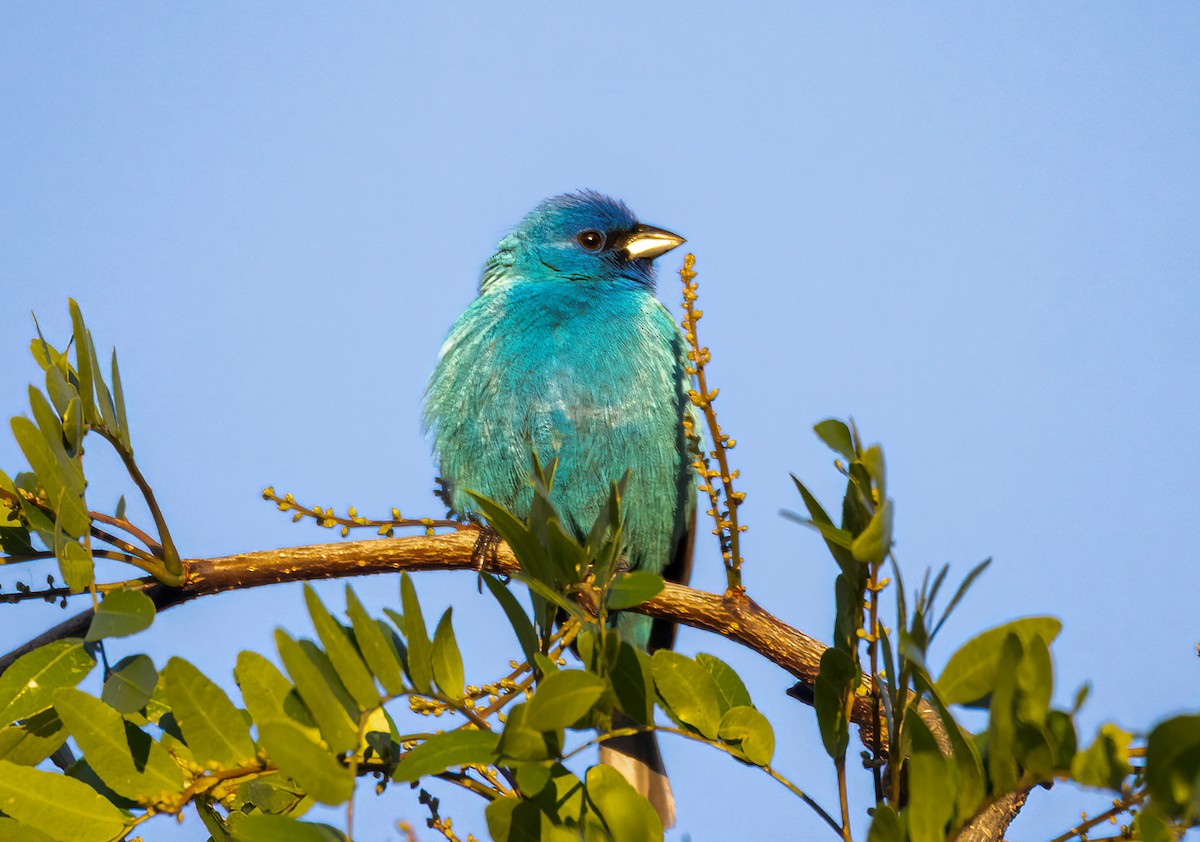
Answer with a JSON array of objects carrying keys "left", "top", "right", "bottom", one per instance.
[
  {"left": 162, "top": 657, "right": 256, "bottom": 769},
  {"left": 527, "top": 670, "right": 606, "bottom": 730},
  {"left": 399, "top": 573, "right": 433, "bottom": 693},
  {"left": 651, "top": 650, "right": 721, "bottom": 739},
  {"left": 274, "top": 632, "right": 357, "bottom": 755},
  {"left": 0, "top": 639, "right": 94, "bottom": 723},
  {"left": 718, "top": 705, "right": 774, "bottom": 766},
  {"left": 85, "top": 587, "right": 155, "bottom": 641},
  {"left": 937, "top": 617, "right": 1062, "bottom": 707},
  {"left": 258, "top": 720, "right": 354, "bottom": 805},
  {"left": 813, "top": 419, "right": 855, "bottom": 460},
  {"left": 392, "top": 729, "right": 499, "bottom": 782},
  {"left": 0, "top": 709, "right": 66, "bottom": 766},
  {"left": 0, "top": 758, "right": 127, "bottom": 842},
  {"left": 606, "top": 571, "right": 664, "bottom": 611},
  {"left": 344, "top": 587, "right": 406, "bottom": 697},
  {"left": 101, "top": 654, "right": 158, "bottom": 714},
  {"left": 304, "top": 586, "right": 380, "bottom": 710},
  {"left": 431, "top": 608, "right": 465, "bottom": 702}
]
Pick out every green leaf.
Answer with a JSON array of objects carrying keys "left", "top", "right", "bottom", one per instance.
[
  {"left": 1072, "top": 723, "right": 1133, "bottom": 791},
  {"left": 696, "top": 653, "right": 752, "bottom": 715},
  {"left": 515, "top": 761, "right": 553, "bottom": 795},
  {"left": 0, "top": 708, "right": 67, "bottom": 766},
  {"left": 922, "top": 684, "right": 986, "bottom": 827},
  {"left": 480, "top": 573, "right": 541, "bottom": 669},
  {"left": 85, "top": 587, "right": 155, "bottom": 641},
  {"left": 1146, "top": 714, "right": 1200, "bottom": 817},
  {"left": 432, "top": 608, "right": 465, "bottom": 702},
  {"left": 1132, "top": 803, "right": 1177, "bottom": 842},
  {"left": 851, "top": 499, "right": 893, "bottom": 564},
  {"left": 62, "top": 398, "right": 83, "bottom": 453},
  {"left": 866, "top": 804, "right": 903, "bottom": 842},
  {"left": 0, "top": 639, "right": 94, "bottom": 722},
  {"left": 86, "top": 331, "right": 118, "bottom": 433},
  {"left": 0, "top": 758, "right": 128, "bottom": 842},
  {"left": 813, "top": 419, "right": 856, "bottom": 460},
  {"left": 54, "top": 523, "right": 93, "bottom": 593},
  {"left": 527, "top": 670, "right": 606, "bottom": 730},
  {"left": 43, "top": 367, "right": 77, "bottom": 422},
  {"left": 1015, "top": 632, "right": 1053, "bottom": 725},
  {"left": 584, "top": 763, "right": 663, "bottom": 842},
  {"left": 162, "top": 657, "right": 256, "bottom": 768},
  {"left": 232, "top": 814, "right": 347, "bottom": 842},
  {"left": 399, "top": 573, "right": 433, "bottom": 692},
  {"left": 304, "top": 586, "right": 380, "bottom": 710},
  {"left": 0, "top": 817, "right": 57, "bottom": 842},
  {"left": 27, "top": 387, "right": 84, "bottom": 498},
  {"left": 930, "top": 558, "right": 992, "bottom": 640},
  {"left": 393, "top": 729, "right": 499, "bottom": 782},
  {"left": 344, "top": 587, "right": 406, "bottom": 696},
  {"left": 110, "top": 349, "right": 131, "bottom": 452},
  {"left": 814, "top": 648, "right": 855, "bottom": 760},
  {"left": 861, "top": 444, "right": 886, "bottom": 499},
  {"left": 651, "top": 650, "right": 721, "bottom": 739},
  {"left": 937, "top": 617, "right": 1062, "bottom": 706},
  {"left": 53, "top": 688, "right": 183, "bottom": 802},
  {"left": 986, "top": 633, "right": 1022, "bottom": 793},
  {"left": 906, "top": 708, "right": 955, "bottom": 842},
  {"left": 496, "top": 701, "right": 561, "bottom": 762},
  {"left": 608, "top": 641, "right": 654, "bottom": 725},
  {"left": 68, "top": 300, "right": 97, "bottom": 423},
  {"left": 257, "top": 720, "right": 354, "bottom": 805},
  {"left": 275, "top": 632, "right": 358, "bottom": 755},
  {"left": 11, "top": 416, "right": 89, "bottom": 540},
  {"left": 235, "top": 651, "right": 294, "bottom": 725},
  {"left": 718, "top": 705, "right": 775, "bottom": 766},
  {"left": 605, "top": 571, "right": 664, "bottom": 611},
  {"left": 101, "top": 654, "right": 158, "bottom": 714}
]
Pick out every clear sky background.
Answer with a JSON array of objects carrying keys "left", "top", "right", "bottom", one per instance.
[{"left": 2, "top": 4, "right": 1198, "bottom": 840}]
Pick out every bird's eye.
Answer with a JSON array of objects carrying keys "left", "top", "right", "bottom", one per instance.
[{"left": 576, "top": 230, "right": 606, "bottom": 252}]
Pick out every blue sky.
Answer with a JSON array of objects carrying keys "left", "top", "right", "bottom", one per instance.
[{"left": 2, "top": 4, "right": 1198, "bottom": 840}]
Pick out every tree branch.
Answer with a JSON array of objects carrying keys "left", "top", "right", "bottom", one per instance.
[{"left": 0, "top": 530, "right": 1028, "bottom": 840}]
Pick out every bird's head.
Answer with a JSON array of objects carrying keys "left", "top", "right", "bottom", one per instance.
[{"left": 482, "top": 191, "right": 685, "bottom": 291}]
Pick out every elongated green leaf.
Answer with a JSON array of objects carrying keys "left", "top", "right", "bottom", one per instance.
[
  {"left": 27, "top": 387, "right": 83, "bottom": 497},
  {"left": 62, "top": 398, "right": 83, "bottom": 452},
  {"left": 258, "top": 720, "right": 354, "bottom": 805},
  {"left": 480, "top": 573, "right": 540, "bottom": 669},
  {"left": 304, "top": 586, "right": 380, "bottom": 710},
  {"left": 68, "top": 300, "right": 96, "bottom": 423},
  {"left": 53, "top": 688, "right": 183, "bottom": 802},
  {"left": 527, "top": 670, "right": 606, "bottom": 730},
  {"left": 393, "top": 729, "right": 499, "bottom": 782},
  {"left": 235, "top": 651, "right": 293, "bottom": 724},
  {"left": 906, "top": 709, "right": 955, "bottom": 842},
  {"left": 54, "top": 523, "right": 93, "bottom": 593},
  {"left": 44, "top": 365, "right": 76, "bottom": 422},
  {"left": 938, "top": 617, "right": 1062, "bottom": 706},
  {"left": 467, "top": 491, "right": 552, "bottom": 585},
  {"left": 608, "top": 641, "right": 654, "bottom": 725},
  {"left": 813, "top": 419, "right": 856, "bottom": 459},
  {"left": 86, "top": 587, "right": 155, "bottom": 641},
  {"left": 718, "top": 705, "right": 775, "bottom": 766},
  {"left": 931, "top": 557, "right": 992, "bottom": 640},
  {"left": 343, "top": 588, "right": 406, "bottom": 696},
  {"left": 110, "top": 350, "right": 131, "bottom": 451},
  {"left": 851, "top": 499, "right": 893, "bottom": 564},
  {"left": 0, "top": 758, "right": 127, "bottom": 842},
  {"left": 986, "top": 633, "right": 1022, "bottom": 793},
  {"left": 232, "top": 814, "right": 347, "bottom": 842},
  {"left": 432, "top": 608, "right": 465, "bottom": 701},
  {"left": 0, "top": 639, "right": 94, "bottom": 722},
  {"left": 11, "top": 416, "right": 89, "bottom": 538},
  {"left": 0, "top": 817, "right": 57, "bottom": 842},
  {"left": 923, "top": 684, "right": 986, "bottom": 826},
  {"left": 814, "top": 648, "right": 855, "bottom": 759},
  {"left": 275, "top": 632, "right": 357, "bottom": 754},
  {"left": 0, "top": 708, "right": 67, "bottom": 766},
  {"left": 162, "top": 657, "right": 256, "bottom": 768},
  {"left": 605, "top": 571, "right": 664, "bottom": 610},
  {"left": 101, "top": 654, "right": 158, "bottom": 714},
  {"left": 399, "top": 574, "right": 433, "bottom": 692},
  {"left": 86, "top": 331, "right": 118, "bottom": 433},
  {"left": 584, "top": 763, "right": 663, "bottom": 842},
  {"left": 696, "top": 653, "right": 752, "bottom": 715},
  {"left": 651, "top": 650, "right": 721, "bottom": 739}
]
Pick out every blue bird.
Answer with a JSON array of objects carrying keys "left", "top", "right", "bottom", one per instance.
[{"left": 423, "top": 191, "right": 696, "bottom": 826}]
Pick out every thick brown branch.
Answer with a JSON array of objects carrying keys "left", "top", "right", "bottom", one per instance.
[{"left": 0, "top": 531, "right": 1026, "bottom": 840}]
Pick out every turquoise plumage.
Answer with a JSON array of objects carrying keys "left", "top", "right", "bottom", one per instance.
[{"left": 422, "top": 191, "right": 696, "bottom": 824}]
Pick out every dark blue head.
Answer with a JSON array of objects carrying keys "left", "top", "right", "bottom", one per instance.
[{"left": 482, "top": 191, "right": 685, "bottom": 291}]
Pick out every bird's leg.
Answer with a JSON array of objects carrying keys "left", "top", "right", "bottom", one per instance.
[
  {"left": 432, "top": 476, "right": 461, "bottom": 522},
  {"left": 470, "top": 519, "right": 506, "bottom": 589}
]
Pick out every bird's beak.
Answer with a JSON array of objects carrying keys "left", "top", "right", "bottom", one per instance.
[{"left": 617, "top": 224, "right": 686, "bottom": 261}]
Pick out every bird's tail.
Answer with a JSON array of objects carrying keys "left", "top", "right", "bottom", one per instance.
[{"left": 599, "top": 715, "right": 675, "bottom": 829}]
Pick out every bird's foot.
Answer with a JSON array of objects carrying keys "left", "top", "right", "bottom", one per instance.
[
  {"left": 471, "top": 523, "right": 506, "bottom": 589},
  {"left": 432, "top": 476, "right": 464, "bottom": 522}
]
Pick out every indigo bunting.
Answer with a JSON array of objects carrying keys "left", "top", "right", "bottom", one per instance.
[{"left": 423, "top": 191, "right": 696, "bottom": 826}]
